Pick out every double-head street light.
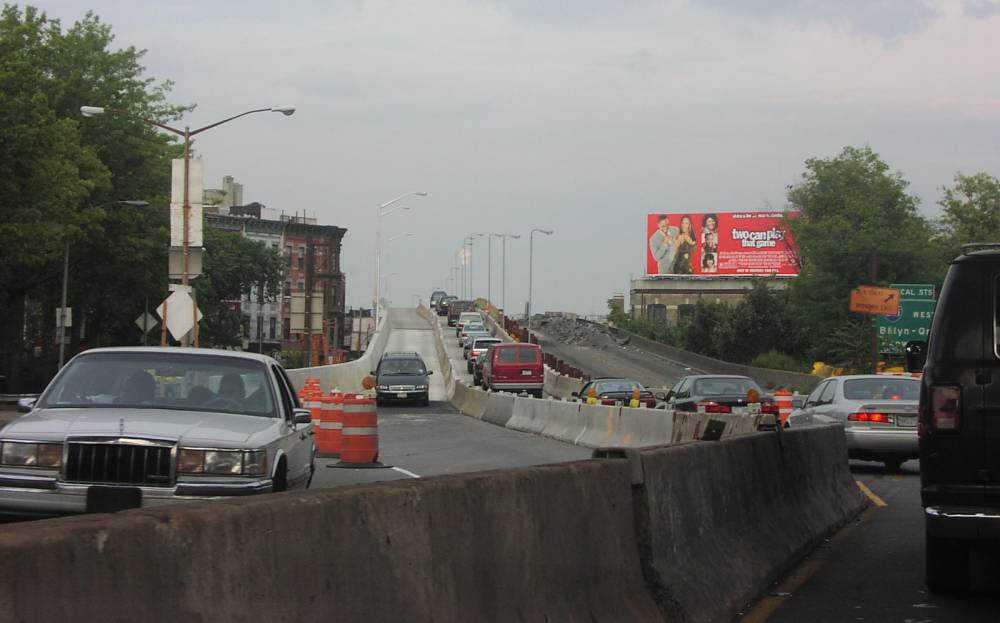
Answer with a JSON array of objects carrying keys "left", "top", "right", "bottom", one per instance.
[
  {"left": 527, "top": 229, "right": 554, "bottom": 338},
  {"left": 490, "top": 233, "right": 520, "bottom": 315},
  {"left": 465, "top": 233, "right": 483, "bottom": 301},
  {"left": 375, "top": 192, "right": 427, "bottom": 327},
  {"left": 81, "top": 105, "right": 295, "bottom": 346},
  {"left": 57, "top": 200, "right": 150, "bottom": 370}
]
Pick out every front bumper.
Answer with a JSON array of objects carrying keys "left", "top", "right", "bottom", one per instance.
[
  {"left": 925, "top": 505, "right": 1000, "bottom": 540},
  {"left": 376, "top": 389, "right": 429, "bottom": 402},
  {"left": 489, "top": 381, "right": 543, "bottom": 393},
  {"left": 0, "top": 471, "right": 273, "bottom": 516}
]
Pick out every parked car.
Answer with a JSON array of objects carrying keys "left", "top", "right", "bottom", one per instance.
[
  {"left": 481, "top": 343, "right": 544, "bottom": 398},
  {"left": 437, "top": 296, "right": 457, "bottom": 317},
  {"left": 429, "top": 290, "right": 447, "bottom": 310},
  {"left": 373, "top": 351, "right": 432, "bottom": 407},
  {"left": 666, "top": 374, "right": 779, "bottom": 417},
  {"left": 0, "top": 347, "right": 315, "bottom": 516},
  {"left": 467, "top": 337, "right": 502, "bottom": 373},
  {"left": 447, "top": 300, "right": 475, "bottom": 326},
  {"left": 454, "top": 310, "right": 482, "bottom": 335},
  {"left": 787, "top": 374, "right": 919, "bottom": 470},
  {"left": 573, "top": 378, "right": 659, "bottom": 408},
  {"left": 458, "top": 323, "right": 488, "bottom": 346},
  {"left": 909, "top": 243, "right": 1000, "bottom": 593}
]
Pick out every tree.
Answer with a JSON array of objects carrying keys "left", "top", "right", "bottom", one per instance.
[
  {"left": 194, "top": 228, "right": 286, "bottom": 347},
  {"left": 711, "top": 282, "right": 803, "bottom": 364},
  {"left": 785, "top": 146, "right": 935, "bottom": 367},
  {"left": 0, "top": 5, "right": 186, "bottom": 390},
  {"left": 938, "top": 172, "right": 1000, "bottom": 252}
]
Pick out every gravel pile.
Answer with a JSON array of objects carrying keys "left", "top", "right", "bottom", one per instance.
[{"left": 531, "top": 316, "right": 621, "bottom": 349}]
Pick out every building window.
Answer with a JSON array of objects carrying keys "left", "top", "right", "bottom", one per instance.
[
  {"left": 315, "top": 281, "right": 323, "bottom": 292},
  {"left": 242, "top": 314, "right": 251, "bottom": 338},
  {"left": 298, "top": 280, "right": 305, "bottom": 292},
  {"left": 270, "top": 317, "right": 277, "bottom": 339},
  {"left": 284, "top": 281, "right": 291, "bottom": 296},
  {"left": 283, "top": 318, "right": 290, "bottom": 340}
]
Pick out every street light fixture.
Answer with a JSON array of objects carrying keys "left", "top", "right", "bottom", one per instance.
[
  {"left": 57, "top": 200, "right": 150, "bottom": 370},
  {"left": 490, "top": 233, "right": 520, "bottom": 315},
  {"left": 465, "top": 233, "right": 483, "bottom": 302},
  {"left": 527, "top": 229, "right": 554, "bottom": 338},
  {"left": 375, "top": 192, "right": 427, "bottom": 327},
  {"left": 81, "top": 105, "right": 295, "bottom": 347}
]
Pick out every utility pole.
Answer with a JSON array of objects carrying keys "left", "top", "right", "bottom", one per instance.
[{"left": 869, "top": 250, "right": 879, "bottom": 373}]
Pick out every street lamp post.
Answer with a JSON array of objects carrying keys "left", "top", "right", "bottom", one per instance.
[
  {"left": 57, "top": 200, "right": 149, "bottom": 370},
  {"left": 527, "top": 229, "right": 554, "bottom": 339},
  {"left": 81, "top": 105, "right": 295, "bottom": 347},
  {"left": 375, "top": 192, "right": 427, "bottom": 327},
  {"left": 491, "top": 233, "right": 520, "bottom": 315},
  {"left": 465, "top": 233, "right": 483, "bottom": 302}
]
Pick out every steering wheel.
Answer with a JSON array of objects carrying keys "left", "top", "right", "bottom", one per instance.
[{"left": 205, "top": 396, "right": 243, "bottom": 410}]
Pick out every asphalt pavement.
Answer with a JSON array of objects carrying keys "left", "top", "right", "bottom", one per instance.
[{"left": 741, "top": 459, "right": 1000, "bottom": 622}]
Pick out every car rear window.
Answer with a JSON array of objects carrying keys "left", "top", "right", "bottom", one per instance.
[
  {"left": 844, "top": 378, "right": 919, "bottom": 401},
  {"left": 694, "top": 377, "right": 758, "bottom": 396},
  {"left": 498, "top": 348, "right": 518, "bottom": 363},
  {"left": 517, "top": 346, "right": 540, "bottom": 363},
  {"left": 473, "top": 338, "right": 500, "bottom": 349}
]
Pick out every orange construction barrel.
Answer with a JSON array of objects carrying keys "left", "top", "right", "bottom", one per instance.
[
  {"left": 339, "top": 395, "right": 379, "bottom": 464},
  {"left": 316, "top": 392, "right": 344, "bottom": 458},
  {"left": 775, "top": 389, "right": 794, "bottom": 427}
]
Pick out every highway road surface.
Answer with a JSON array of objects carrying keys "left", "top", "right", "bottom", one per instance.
[{"left": 311, "top": 308, "right": 589, "bottom": 489}]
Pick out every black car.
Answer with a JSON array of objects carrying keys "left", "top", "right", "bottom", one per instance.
[
  {"left": 437, "top": 295, "right": 457, "bottom": 317},
  {"left": 666, "top": 374, "right": 778, "bottom": 416},
  {"left": 372, "top": 351, "right": 432, "bottom": 407},
  {"left": 430, "top": 290, "right": 447, "bottom": 310},
  {"left": 909, "top": 243, "right": 1000, "bottom": 593},
  {"left": 573, "top": 378, "right": 659, "bottom": 408}
]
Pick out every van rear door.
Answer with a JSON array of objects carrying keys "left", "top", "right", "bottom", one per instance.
[
  {"left": 922, "top": 261, "right": 986, "bottom": 511},
  {"left": 983, "top": 272, "right": 1000, "bottom": 509}
]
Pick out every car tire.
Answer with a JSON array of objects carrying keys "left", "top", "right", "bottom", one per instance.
[
  {"left": 272, "top": 459, "right": 288, "bottom": 493},
  {"left": 925, "top": 534, "right": 970, "bottom": 593},
  {"left": 883, "top": 458, "right": 905, "bottom": 472},
  {"left": 420, "top": 397, "right": 429, "bottom": 407},
  {"left": 376, "top": 396, "right": 384, "bottom": 408},
  {"left": 532, "top": 390, "right": 543, "bottom": 399},
  {"left": 305, "top": 452, "right": 316, "bottom": 489}
]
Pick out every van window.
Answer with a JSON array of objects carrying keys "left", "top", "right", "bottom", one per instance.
[
  {"left": 517, "top": 346, "right": 539, "bottom": 363},
  {"left": 498, "top": 348, "right": 518, "bottom": 363}
]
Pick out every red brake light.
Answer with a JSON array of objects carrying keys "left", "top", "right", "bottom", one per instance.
[
  {"left": 697, "top": 401, "right": 731, "bottom": 414},
  {"left": 890, "top": 395, "right": 901, "bottom": 401},
  {"left": 600, "top": 398, "right": 617, "bottom": 406},
  {"left": 761, "top": 402, "right": 779, "bottom": 414},
  {"left": 848, "top": 411, "right": 894, "bottom": 424},
  {"left": 931, "top": 385, "right": 961, "bottom": 431}
]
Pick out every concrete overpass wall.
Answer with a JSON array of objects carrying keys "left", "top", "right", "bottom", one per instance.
[{"left": 285, "top": 309, "right": 394, "bottom": 392}]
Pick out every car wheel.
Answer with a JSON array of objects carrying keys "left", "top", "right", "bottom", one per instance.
[
  {"left": 532, "top": 390, "right": 543, "bottom": 399},
  {"left": 305, "top": 452, "right": 316, "bottom": 489},
  {"left": 376, "top": 396, "right": 384, "bottom": 408},
  {"left": 925, "top": 534, "right": 969, "bottom": 593},
  {"left": 272, "top": 459, "right": 288, "bottom": 493},
  {"left": 883, "top": 458, "right": 905, "bottom": 472},
  {"left": 420, "top": 397, "right": 429, "bottom": 407}
]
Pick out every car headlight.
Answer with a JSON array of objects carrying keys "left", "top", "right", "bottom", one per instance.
[
  {"left": 0, "top": 441, "right": 62, "bottom": 468},
  {"left": 416, "top": 385, "right": 429, "bottom": 390},
  {"left": 177, "top": 448, "right": 268, "bottom": 477},
  {"left": 378, "top": 385, "right": 389, "bottom": 390}
]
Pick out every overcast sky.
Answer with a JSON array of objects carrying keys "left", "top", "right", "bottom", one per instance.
[{"left": 35, "top": 0, "right": 1000, "bottom": 316}]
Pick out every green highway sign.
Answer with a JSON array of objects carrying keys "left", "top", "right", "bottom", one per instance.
[{"left": 877, "top": 283, "right": 936, "bottom": 354}]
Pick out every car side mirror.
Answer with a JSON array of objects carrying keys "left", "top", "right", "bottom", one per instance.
[
  {"left": 292, "top": 408, "right": 312, "bottom": 425},
  {"left": 905, "top": 340, "right": 927, "bottom": 373},
  {"left": 571, "top": 391, "right": 579, "bottom": 397},
  {"left": 427, "top": 370, "right": 434, "bottom": 375},
  {"left": 655, "top": 392, "right": 666, "bottom": 401},
  {"left": 369, "top": 370, "right": 375, "bottom": 376},
  {"left": 664, "top": 390, "right": 675, "bottom": 401},
  {"left": 16, "top": 397, "right": 36, "bottom": 413}
]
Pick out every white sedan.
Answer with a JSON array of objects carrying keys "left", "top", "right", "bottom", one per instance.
[
  {"left": 788, "top": 374, "right": 919, "bottom": 470},
  {"left": 0, "top": 347, "right": 315, "bottom": 516}
]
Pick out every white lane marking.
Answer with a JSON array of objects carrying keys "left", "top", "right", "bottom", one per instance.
[{"left": 392, "top": 466, "right": 421, "bottom": 479}]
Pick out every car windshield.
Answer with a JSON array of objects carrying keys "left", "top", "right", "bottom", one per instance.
[
  {"left": 844, "top": 378, "right": 919, "bottom": 401},
  {"left": 473, "top": 339, "right": 500, "bottom": 349},
  {"left": 694, "top": 377, "right": 759, "bottom": 396},
  {"left": 464, "top": 324, "right": 485, "bottom": 332},
  {"left": 595, "top": 380, "right": 642, "bottom": 393},
  {"left": 380, "top": 360, "right": 426, "bottom": 375},
  {"left": 39, "top": 352, "right": 277, "bottom": 417}
]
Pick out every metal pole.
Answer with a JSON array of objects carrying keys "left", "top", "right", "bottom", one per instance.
[
  {"left": 869, "top": 250, "right": 879, "bottom": 373},
  {"left": 487, "top": 235, "right": 492, "bottom": 309},
  {"left": 57, "top": 239, "right": 69, "bottom": 369},
  {"left": 501, "top": 236, "right": 507, "bottom": 315},
  {"left": 374, "top": 209, "right": 381, "bottom": 326},
  {"left": 528, "top": 232, "right": 534, "bottom": 338},
  {"left": 143, "top": 295, "right": 149, "bottom": 346}
]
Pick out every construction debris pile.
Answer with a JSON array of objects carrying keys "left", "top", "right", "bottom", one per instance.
[{"left": 530, "top": 315, "right": 626, "bottom": 349}]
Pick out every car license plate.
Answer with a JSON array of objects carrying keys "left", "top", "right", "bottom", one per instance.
[
  {"left": 87, "top": 486, "right": 142, "bottom": 513},
  {"left": 397, "top": 392, "right": 408, "bottom": 398},
  {"left": 521, "top": 370, "right": 533, "bottom": 376},
  {"left": 897, "top": 415, "right": 917, "bottom": 427}
]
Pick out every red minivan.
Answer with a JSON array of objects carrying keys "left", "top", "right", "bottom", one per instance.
[{"left": 482, "top": 343, "right": 544, "bottom": 398}]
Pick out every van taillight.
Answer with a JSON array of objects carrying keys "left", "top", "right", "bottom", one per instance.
[{"left": 931, "top": 385, "right": 961, "bottom": 431}]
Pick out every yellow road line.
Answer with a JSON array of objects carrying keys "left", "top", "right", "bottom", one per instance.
[{"left": 856, "top": 480, "right": 888, "bottom": 507}]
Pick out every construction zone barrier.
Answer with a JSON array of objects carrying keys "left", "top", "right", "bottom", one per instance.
[
  {"left": 774, "top": 389, "right": 794, "bottom": 427},
  {"left": 316, "top": 391, "right": 344, "bottom": 458},
  {"left": 338, "top": 396, "right": 379, "bottom": 465},
  {"left": 481, "top": 392, "right": 515, "bottom": 427}
]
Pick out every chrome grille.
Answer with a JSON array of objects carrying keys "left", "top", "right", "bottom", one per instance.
[
  {"left": 389, "top": 385, "right": 416, "bottom": 391},
  {"left": 65, "top": 441, "right": 173, "bottom": 487}
]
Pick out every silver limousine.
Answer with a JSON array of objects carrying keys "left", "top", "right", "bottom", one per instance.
[{"left": 0, "top": 347, "right": 315, "bottom": 516}]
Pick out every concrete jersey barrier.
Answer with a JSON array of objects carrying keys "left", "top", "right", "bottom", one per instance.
[{"left": 286, "top": 308, "right": 394, "bottom": 393}]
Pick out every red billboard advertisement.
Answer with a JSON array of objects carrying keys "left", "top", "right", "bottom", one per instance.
[{"left": 646, "top": 211, "right": 800, "bottom": 277}]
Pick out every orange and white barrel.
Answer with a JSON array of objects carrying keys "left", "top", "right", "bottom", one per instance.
[
  {"left": 316, "top": 392, "right": 344, "bottom": 458},
  {"left": 339, "top": 395, "right": 379, "bottom": 464},
  {"left": 775, "top": 389, "right": 794, "bottom": 427}
]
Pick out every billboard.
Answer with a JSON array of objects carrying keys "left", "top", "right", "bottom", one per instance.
[{"left": 646, "top": 211, "right": 800, "bottom": 277}]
